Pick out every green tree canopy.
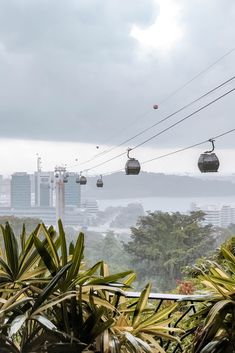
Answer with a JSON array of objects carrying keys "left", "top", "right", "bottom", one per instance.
[{"left": 124, "top": 211, "right": 215, "bottom": 291}]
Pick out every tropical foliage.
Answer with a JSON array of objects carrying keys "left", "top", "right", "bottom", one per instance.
[
  {"left": 187, "top": 239, "right": 235, "bottom": 353},
  {"left": 124, "top": 211, "right": 215, "bottom": 291},
  {"left": 0, "top": 220, "right": 181, "bottom": 353}
]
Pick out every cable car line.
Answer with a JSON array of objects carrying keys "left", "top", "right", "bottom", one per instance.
[
  {"left": 159, "top": 47, "right": 235, "bottom": 105},
  {"left": 83, "top": 87, "right": 235, "bottom": 172},
  {"left": 87, "top": 127, "right": 235, "bottom": 178},
  {"left": 141, "top": 127, "right": 235, "bottom": 165},
  {"left": 78, "top": 47, "right": 235, "bottom": 165},
  {"left": 78, "top": 75, "right": 235, "bottom": 167},
  {"left": 131, "top": 88, "right": 235, "bottom": 151},
  {"left": 89, "top": 127, "right": 235, "bottom": 177},
  {"left": 84, "top": 128, "right": 235, "bottom": 177}
]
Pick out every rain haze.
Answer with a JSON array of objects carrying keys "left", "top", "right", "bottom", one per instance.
[{"left": 0, "top": 0, "right": 234, "bottom": 175}]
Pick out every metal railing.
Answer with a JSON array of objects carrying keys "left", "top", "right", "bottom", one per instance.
[{"left": 125, "top": 291, "right": 211, "bottom": 353}]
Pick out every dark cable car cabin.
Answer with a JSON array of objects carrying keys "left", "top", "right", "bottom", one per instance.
[
  {"left": 79, "top": 175, "right": 87, "bottom": 185},
  {"left": 125, "top": 148, "right": 141, "bottom": 175},
  {"left": 198, "top": 139, "right": 219, "bottom": 173},
  {"left": 63, "top": 176, "right": 68, "bottom": 183},
  {"left": 96, "top": 175, "right": 103, "bottom": 187}
]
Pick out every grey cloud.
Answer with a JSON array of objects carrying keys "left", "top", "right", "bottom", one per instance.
[{"left": 0, "top": 0, "right": 234, "bottom": 149}]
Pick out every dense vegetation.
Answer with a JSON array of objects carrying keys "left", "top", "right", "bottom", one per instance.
[
  {"left": 90, "top": 203, "right": 144, "bottom": 228},
  {"left": 0, "top": 216, "right": 235, "bottom": 352},
  {"left": 125, "top": 211, "right": 218, "bottom": 290},
  {"left": 0, "top": 221, "right": 181, "bottom": 353},
  {"left": 69, "top": 211, "right": 232, "bottom": 292}
]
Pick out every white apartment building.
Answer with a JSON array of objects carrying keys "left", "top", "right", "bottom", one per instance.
[{"left": 191, "top": 202, "right": 235, "bottom": 228}]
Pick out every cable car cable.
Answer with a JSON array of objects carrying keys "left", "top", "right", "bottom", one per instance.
[
  {"left": 86, "top": 127, "right": 235, "bottom": 177},
  {"left": 84, "top": 88, "right": 235, "bottom": 172},
  {"left": 78, "top": 47, "right": 235, "bottom": 164},
  {"left": 131, "top": 88, "right": 235, "bottom": 151},
  {"left": 93, "top": 127, "right": 235, "bottom": 176},
  {"left": 78, "top": 75, "right": 235, "bottom": 167},
  {"left": 141, "top": 127, "right": 235, "bottom": 165},
  {"left": 159, "top": 47, "right": 235, "bottom": 105}
]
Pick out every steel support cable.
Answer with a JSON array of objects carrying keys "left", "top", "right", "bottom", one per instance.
[
  {"left": 159, "top": 47, "right": 235, "bottom": 105},
  {"left": 131, "top": 88, "right": 235, "bottom": 151},
  {"left": 84, "top": 88, "right": 235, "bottom": 172},
  {"left": 90, "top": 127, "right": 235, "bottom": 176},
  {"left": 79, "top": 47, "right": 235, "bottom": 164},
  {"left": 141, "top": 127, "right": 235, "bottom": 165},
  {"left": 88, "top": 128, "right": 235, "bottom": 177},
  {"left": 78, "top": 75, "right": 235, "bottom": 167}
]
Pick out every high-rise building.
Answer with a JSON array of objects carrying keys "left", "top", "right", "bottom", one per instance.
[
  {"left": 64, "top": 173, "right": 81, "bottom": 207},
  {"left": 35, "top": 172, "right": 54, "bottom": 207},
  {"left": 11, "top": 173, "right": 31, "bottom": 209},
  {"left": 190, "top": 203, "right": 235, "bottom": 228}
]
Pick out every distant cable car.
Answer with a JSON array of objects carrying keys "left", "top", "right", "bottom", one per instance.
[
  {"left": 198, "top": 139, "right": 220, "bottom": 173},
  {"left": 63, "top": 176, "right": 68, "bottom": 183},
  {"left": 125, "top": 148, "right": 141, "bottom": 175},
  {"left": 153, "top": 104, "right": 159, "bottom": 109},
  {"left": 96, "top": 175, "right": 103, "bottom": 187},
  {"left": 79, "top": 173, "right": 87, "bottom": 185}
]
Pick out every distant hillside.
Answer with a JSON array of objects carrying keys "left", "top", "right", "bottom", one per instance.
[{"left": 84, "top": 172, "right": 235, "bottom": 199}]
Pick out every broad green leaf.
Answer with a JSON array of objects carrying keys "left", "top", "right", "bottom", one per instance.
[
  {"left": 204, "top": 299, "right": 234, "bottom": 328},
  {"left": 18, "top": 225, "right": 43, "bottom": 276},
  {"left": 132, "top": 283, "right": 151, "bottom": 328},
  {"left": 88, "top": 271, "right": 134, "bottom": 285},
  {"left": 66, "top": 233, "right": 84, "bottom": 285},
  {"left": 135, "top": 302, "right": 178, "bottom": 330},
  {"left": 109, "top": 336, "right": 121, "bottom": 353},
  {"left": 20, "top": 224, "right": 26, "bottom": 252},
  {"left": 123, "top": 273, "right": 137, "bottom": 287},
  {"left": 58, "top": 219, "right": 67, "bottom": 267},
  {"left": 2, "top": 223, "right": 19, "bottom": 278},
  {"left": 33, "top": 314, "right": 57, "bottom": 331},
  {"left": 141, "top": 333, "right": 166, "bottom": 353},
  {"left": 221, "top": 246, "right": 235, "bottom": 268},
  {"left": 0, "top": 298, "right": 32, "bottom": 316},
  {"left": 33, "top": 262, "right": 72, "bottom": 311},
  {"left": 34, "top": 236, "right": 57, "bottom": 276},
  {"left": 40, "top": 223, "right": 60, "bottom": 268},
  {"left": 0, "top": 257, "right": 13, "bottom": 278},
  {"left": 9, "top": 314, "right": 27, "bottom": 337},
  {"left": 33, "top": 291, "right": 77, "bottom": 315},
  {"left": 100, "top": 261, "right": 110, "bottom": 277}
]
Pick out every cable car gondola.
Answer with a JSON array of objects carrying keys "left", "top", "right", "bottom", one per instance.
[
  {"left": 96, "top": 175, "right": 103, "bottom": 187},
  {"left": 79, "top": 173, "right": 87, "bottom": 185},
  {"left": 198, "top": 139, "right": 220, "bottom": 173},
  {"left": 63, "top": 176, "right": 68, "bottom": 183},
  {"left": 125, "top": 148, "right": 141, "bottom": 175}
]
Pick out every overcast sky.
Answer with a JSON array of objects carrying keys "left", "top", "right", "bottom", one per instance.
[{"left": 0, "top": 0, "right": 234, "bottom": 176}]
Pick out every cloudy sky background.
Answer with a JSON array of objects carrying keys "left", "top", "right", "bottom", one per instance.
[{"left": 0, "top": 0, "right": 234, "bottom": 176}]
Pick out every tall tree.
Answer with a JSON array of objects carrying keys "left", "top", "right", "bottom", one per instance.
[{"left": 124, "top": 211, "right": 214, "bottom": 291}]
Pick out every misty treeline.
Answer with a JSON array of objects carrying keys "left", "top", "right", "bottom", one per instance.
[
  {"left": 90, "top": 203, "right": 145, "bottom": 228},
  {"left": 1, "top": 213, "right": 233, "bottom": 292},
  {"left": 65, "top": 211, "right": 235, "bottom": 291},
  {"left": 85, "top": 172, "right": 235, "bottom": 199}
]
